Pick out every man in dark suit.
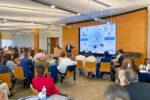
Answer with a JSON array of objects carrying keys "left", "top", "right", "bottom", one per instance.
[
  {"left": 20, "top": 52, "right": 34, "bottom": 83},
  {"left": 65, "top": 43, "right": 74, "bottom": 53},
  {"left": 123, "top": 69, "right": 150, "bottom": 100}
]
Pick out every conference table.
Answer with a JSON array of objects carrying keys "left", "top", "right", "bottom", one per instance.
[
  {"left": 139, "top": 71, "right": 150, "bottom": 82},
  {"left": 16, "top": 94, "right": 69, "bottom": 100}
]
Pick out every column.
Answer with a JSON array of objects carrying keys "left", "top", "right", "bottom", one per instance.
[{"left": 34, "top": 28, "right": 39, "bottom": 53}]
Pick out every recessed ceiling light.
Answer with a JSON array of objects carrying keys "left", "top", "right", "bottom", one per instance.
[
  {"left": 94, "top": 18, "right": 98, "bottom": 20},
  {"left": 77, "top": 13, "right": 81, "bottom": 16},
  {"left": 51, "top": 5, "right": 56, "bottom": 8},
  {"left": 4, "top": 19, "right": 7, "bottom": 22}
]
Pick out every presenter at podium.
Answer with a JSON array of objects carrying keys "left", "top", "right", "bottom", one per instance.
[{"left": 65, "top": 43, "right": 74, "bottom": 53}]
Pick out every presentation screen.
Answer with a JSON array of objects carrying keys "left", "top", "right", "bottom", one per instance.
[{"left": 79, "top": 23, "right": 116, "bottom": 54}]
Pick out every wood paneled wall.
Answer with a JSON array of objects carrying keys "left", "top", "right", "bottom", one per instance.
[{"left": 62, "top": 9, "right": 147, "bottom": 64}]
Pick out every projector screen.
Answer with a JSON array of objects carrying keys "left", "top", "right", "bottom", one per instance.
[{"left": 79, "top": 23, "right": 116, "bottom": 54}]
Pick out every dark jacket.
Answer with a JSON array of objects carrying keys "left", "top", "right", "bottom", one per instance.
[
  {"left": 65, "top": 45, "right": 74, "bottom": 53},
  {"left": 20, "top": 57, "right": 34, "bottom": 78},
  {"left": 0, "top": 63, "right": 10, "bottom": 73},
  {"left": 124, "top": 82, "right": 150, "bottom": 100},
  {"left": 117, "top": 54, "right": 124, "bottom": 67}
]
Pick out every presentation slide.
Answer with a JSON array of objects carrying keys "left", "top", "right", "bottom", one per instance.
[{"left": 79, "top": 23, "right": 116, "bottom": 54}]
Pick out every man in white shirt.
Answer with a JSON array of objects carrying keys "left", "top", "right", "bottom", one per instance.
[{"left": 57, "top": 53, "right": 77, "bottom": 74}]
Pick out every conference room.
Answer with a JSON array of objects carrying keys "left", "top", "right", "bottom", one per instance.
[{"left": 1, "top": 0, "right": 150, "bottom": 100}]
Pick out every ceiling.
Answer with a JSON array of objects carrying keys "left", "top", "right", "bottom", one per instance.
[{"left": 0, "top": 0, "right": 150, "bottom": 31}]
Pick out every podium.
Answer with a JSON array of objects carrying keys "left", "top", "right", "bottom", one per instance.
[{"left": 54, "top": 48, "right": 62, "bottom": 56}]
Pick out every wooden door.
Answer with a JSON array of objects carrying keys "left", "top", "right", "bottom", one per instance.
[{"left": 51, "top": 37, "right": 59, "bottom": 54}]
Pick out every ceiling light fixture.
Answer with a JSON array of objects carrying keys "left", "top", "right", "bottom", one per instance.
[
  {"left": 77, "top": 13, "right": 81, "bottom": 16},
  {"left": 94, "top": 18, "right": 98, "bottom": 20},
  {"left": 31, "top": 22, "right": 34, "bottom": 24},
  {"left": 4, "top": 19, "right": 7, "bottom": 22},
  {"left": 51, "top": 5, "right": 56, "bottom": 8}
]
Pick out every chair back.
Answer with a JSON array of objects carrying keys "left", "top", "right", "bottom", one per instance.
[
  {"left": 30, "top": 84, "right": 38, "bottom": 96},
  {"left": 85, "top": 62, "right": 96, "bottom": 72},
  {"left": 13, "top": 66, "right": 25, "bottom": 79},
  {"left": 76, "top": 60, "right": 83, "bottom": 69},
  {"left": 0, "top": 73, "right": 11, "bottom": 88},
  {"left": 34, "top": 68, "right": 49, "bottom": 78},
  {"left": 66, "top": 65, "right": 76, "bottom": 77},
  {"left": 100, "top": 62, "right": 111, "bottom": 72}
]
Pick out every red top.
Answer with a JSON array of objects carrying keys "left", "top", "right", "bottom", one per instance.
[{"left": 32, "top": 76, "right": 60, "bottom": 96}]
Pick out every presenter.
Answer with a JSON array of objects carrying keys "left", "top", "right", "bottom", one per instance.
[{"left": 65, "top": 43, "right": 74, "bottom": 53}]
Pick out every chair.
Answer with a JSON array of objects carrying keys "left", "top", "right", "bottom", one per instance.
[
  {"left": 0, "top": 73, "right": 11, "bottom": 88},
  {"left": 60, "top": 65, "right": 76, "bottom": 83},
  {"left": 30, "top": 84, "right": 38, "bottom": 96},
  {"left": 13, "top": 66, "right": 28, "bottom": 88},
  {"left": 99, "top": 62, "right": 111, "bottom": 72},
  {"left": 34, "top": 68, "right": 49, "bottom": 78},
  {"left": 13, "top": 66, "right": 25, "bottom": 80},
  {"left": 76, "top": 60, "right": 83, "bottom": 69},
  {"left": 85, "top": 62, "right": 97, "bottom": 72}
]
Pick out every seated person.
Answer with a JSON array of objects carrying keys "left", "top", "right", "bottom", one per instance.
[
  {"left": 85, "top": 51, "right": 97, "bottom": 63},
  {"left": 6, "top": 54, "right": 17, "bottom": 72},
  {"left": 20, "top": 52, "right": 34, "bottom": 83},
  {"left": 0, "top": 83, "right": 11, "bottom": 100},
  {"left": 13, "top": 53, "right": 20, "bottom": 66},
  {"left": 0, "top": 55, "right": 16, "bottom": 89},
  {"left": 57, "top": 52, "right": 77, "bottom": 74},
  {"left": 104, "top": 83, "right": 130, "bottom": 100},
  {"left": 76, "top": 51, "right": 86, "bottom": 61},
  {"left": 96, "top": 51, "right": 112, "bottom": 78},
  {"left": 76, "top": 51, "right": 86, "bottom": 74},
  {"left": 114, "top": 49, "right": 125, "bottom": 67},
  {"left": 32, "top": 64, "right": 60, "bottom": 96},
  {"left": 123, "top": 69, "right": 150, "bottom": 100},
  {"left": 35, "top": 53, "right": 49, "bottom": 69},
  {"left": 116, "top": 58, "right": 139, "bottom": 86},
  {"left": 58, "top": 52, "right": 66, "bottom": 64},
  {"left": 85, "top": 51, "right": 97, "bottom": 77}
]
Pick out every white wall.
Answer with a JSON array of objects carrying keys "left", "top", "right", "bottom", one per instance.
[{"left": 12, "top": 26, "right": 62, "bottom": 50}]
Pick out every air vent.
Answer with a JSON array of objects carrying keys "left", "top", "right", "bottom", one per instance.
[{"left": 92, "top": 0, "right": 111, "bottom": 7}]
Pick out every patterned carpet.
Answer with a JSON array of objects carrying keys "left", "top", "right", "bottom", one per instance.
[{"left": 9, "top": 75, "right": 112, "bottom": 100}]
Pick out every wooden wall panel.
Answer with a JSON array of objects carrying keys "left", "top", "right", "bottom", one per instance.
[{"left": 63, "top": 9, "right": 147, "bottom": 64}]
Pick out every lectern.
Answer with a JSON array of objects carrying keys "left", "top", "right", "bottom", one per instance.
[{"left": 54, "top": 48, "right": 62, "bottom": 56}]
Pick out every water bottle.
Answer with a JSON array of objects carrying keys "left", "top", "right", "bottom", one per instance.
[{"left": 42, "top": 86, "right": 46, "bottom": 100}]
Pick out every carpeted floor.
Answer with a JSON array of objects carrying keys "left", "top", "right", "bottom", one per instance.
[{"left": 9, "top": 75, "right": 113, "bottom": 100}]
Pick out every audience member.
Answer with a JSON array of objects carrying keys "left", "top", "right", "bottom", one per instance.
[
  {"left": 97, "top": 51, "right": 112, "bottom": 78},
  {"left": 115, "top": 49, "right": 125, "bottom": 67},
  {"left": 116, "top": 58, "right": 139, "bottom": 86},
  {"left": 85, "top": 51, "right": 97, "bottom": 77},
  {"left": 13, "top": 52, "right": 20, "bottom": 66},
  {"left": 20, "top": 52, "right": 34, "bottom": 83},
  {"left": 58, "top": 52, "right": 66, "bottom": 64},
  {"left": 57, "top": 52, "right": 77, "bottom": 74},
  {"left": 6, "top": 54, "right": 17, "bottom": 71},
  {"left": 104, "top": 83, "right": 130, "bottom": 100},
  {"left": 85, "top": 51, "right": 97, "bottom": 62},
  {"left": 32, "top": 64, "right": 60, "bottom": 96},
  {"left": 35, "top": 53, "right": 49, "bottom": 69},
  {"left": 123, "top": 69, "right": 150, "bottom": 100},
  {"left": 0, "top": 83, "right": 10, "bottom": 100},
  {"left": 0, "top": 55, "right": 16, "bottom": 89}
]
